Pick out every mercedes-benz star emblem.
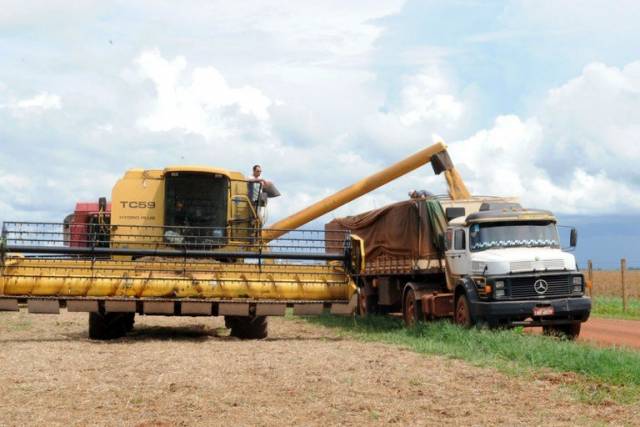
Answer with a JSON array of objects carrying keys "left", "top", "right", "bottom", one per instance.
[{"left": 534, "top": 279, "right": 549, "bottom": 295}]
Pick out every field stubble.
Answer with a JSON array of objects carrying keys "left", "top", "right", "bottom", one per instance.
[{"left": 0, "top": 311, "right": 638, "bottom": 426}]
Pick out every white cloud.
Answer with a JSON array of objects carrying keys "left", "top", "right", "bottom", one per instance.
[
  {"left": 357, "top": 65, "right": 471, "bottom": 160},
  {"left": 398, "top": 69, "right": 464, "bottom": 127},
  {"left": 11, "top": 92, "right": 61, "bottom": 111},
  {"left": 2, "top": 2, "right": 640, "bottom": 226},
  {"left": 136, "top": 50, "right": 272, "bottom": 139},
  {"left": 449, "top": 61, "right": 640, "bottom": 214},
  {"left": 541, "top": 62, "right": 640, "bottom": 178},
  {"left": 135, "top": 0, "right": 405, "bottom": 59}
]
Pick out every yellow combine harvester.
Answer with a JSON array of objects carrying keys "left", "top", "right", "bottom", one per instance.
[{"left": 0, "top": 141, "right": 468, "bottom": 339}]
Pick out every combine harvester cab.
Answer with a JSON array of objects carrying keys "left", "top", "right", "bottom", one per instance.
[{"left": 0, "top": 142, "right": 462, "bottom": 340}]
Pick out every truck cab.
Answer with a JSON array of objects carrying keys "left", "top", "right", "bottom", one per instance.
[{"left": 445, "top": 203, "right": 591, "bottom": 337}]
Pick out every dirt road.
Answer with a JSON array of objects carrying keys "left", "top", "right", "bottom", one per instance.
[
  {"left": 0, "top": 311, "right": 638, "bottom": 426},
  {"left": 580, "top": 317, "right": 640, "bottom": 349}
]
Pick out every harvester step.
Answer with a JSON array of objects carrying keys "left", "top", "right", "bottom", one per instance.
[
  {"left": 0, "top": 299, "right": 19, "bottom": 311},
  {"left": 27, "top": 299, "right": 60, "bottom": 314}
]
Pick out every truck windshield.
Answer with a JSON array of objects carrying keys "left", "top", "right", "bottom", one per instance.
[{"left": 469, "top": 221, "right": 560, "bottom": 251}]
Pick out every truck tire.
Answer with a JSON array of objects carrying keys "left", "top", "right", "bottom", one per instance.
[
  {"left": 357, "top": 288, "right": 378, "bottom": 316},
  {"left": 403, "top": 288, "right": 421, "bottom": 327},
  {"left": 226, "top": 316, "right": 268, "bottom": 340},
  {"left": 88, "top": 312, "right": 130, "bottom": 340},
  {"left": 543, "top": 322, "right": 581, "bottom": 340},
  {"left": 454, "top": 293, "right": 474, "bottom": 328}
]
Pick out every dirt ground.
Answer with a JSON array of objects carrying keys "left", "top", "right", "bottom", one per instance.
[
  {"left": 0, "top": 312, "right": 638, "bottom": 426},
  {"left": 580, "top": 318, "right": 640, "bottom": 350}
]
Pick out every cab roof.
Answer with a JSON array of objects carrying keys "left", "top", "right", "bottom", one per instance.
[
  {"left": 123, "top": 166, "right": 246, "bottom": 180},
  {"left": 163, "top": 166, "right": 245, "bottom": 180},
  {"left": 465, "top": 208, "right": 556, "bottom": 225}
]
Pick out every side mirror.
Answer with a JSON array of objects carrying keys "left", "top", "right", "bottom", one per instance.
[{"left": 570, "top": 228, "right": 578, "bottom": 248}]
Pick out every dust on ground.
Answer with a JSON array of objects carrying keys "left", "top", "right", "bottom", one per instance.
[{"left": 0, "top": 311, "right": 637, "bottom": 426}]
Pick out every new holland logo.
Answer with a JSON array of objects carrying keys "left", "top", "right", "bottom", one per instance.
[{"left": 534, "top": 279, "right": 549, "bottom": 295}]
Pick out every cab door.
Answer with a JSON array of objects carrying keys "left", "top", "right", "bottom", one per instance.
[{"left": 445, "top": 227, "right": 469, "bottom": 277}]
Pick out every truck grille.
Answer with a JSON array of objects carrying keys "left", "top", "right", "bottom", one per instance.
[
  {"left": 508, "top": 275, "right": 572, "bottom": 299},
  {"left": 509, "top": 259, "right": 565, "bottom": 273}
]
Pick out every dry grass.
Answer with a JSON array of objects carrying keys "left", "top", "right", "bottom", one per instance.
[
  {"left": 0, "top": 311, "right": 638, "bottom": 426},
  {"left": 585, "top": 270, "right": 640, "bottom": 298}
]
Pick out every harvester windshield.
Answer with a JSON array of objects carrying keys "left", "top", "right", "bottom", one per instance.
[{"left": 164, "top": 172, "right": 228, "bottom": 229}]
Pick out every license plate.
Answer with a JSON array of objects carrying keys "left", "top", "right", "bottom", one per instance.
[{"left": 533, "top": 306, "right": 554, "bottom": 316}]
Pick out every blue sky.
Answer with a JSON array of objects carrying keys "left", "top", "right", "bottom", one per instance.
[{"left": 0, "top": 0, "right": 638, "bottom": 267}]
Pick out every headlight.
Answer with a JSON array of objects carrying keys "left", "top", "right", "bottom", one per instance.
[
  {"left": 495, "top": 280, "right": 505, "bottom": 289},
  {"left": 572, "top": 276, "right": 583, "bottom": 293},
  {"left": 495, "top": 289, "right": 505, "bottom": 298}
]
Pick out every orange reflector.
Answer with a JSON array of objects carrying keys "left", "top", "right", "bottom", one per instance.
[{"left": 484, "top": 285, "right": 492, "bottom": 294}]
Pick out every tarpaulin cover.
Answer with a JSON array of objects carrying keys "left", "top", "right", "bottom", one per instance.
[{"left": 325, "top": 199, "right": 446, "bottom": 261}]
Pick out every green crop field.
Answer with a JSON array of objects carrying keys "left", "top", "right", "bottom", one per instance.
[{"left": 592, "top": 296, "right": 640, "bottom": 320}]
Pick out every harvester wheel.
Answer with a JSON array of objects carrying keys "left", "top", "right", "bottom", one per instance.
[
  {"left": 454, "top": 293, "right": 473, "bottom": 328},
  {"left": 226, "top": 316, "right": 268, "bottom": 340},
  {"left": 88, "top": 312, "right": 130, "bottom": 340},
  {"left": 543, "top": 322, "right": 581, "bottom": 340},
  {"left": 123, "top": 313, "right": 135, "bottom": 332}
]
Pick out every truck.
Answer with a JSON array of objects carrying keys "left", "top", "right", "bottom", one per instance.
[
  {"left": 0, "top": 141, "right": 469, "bottom": 340},
  {"left": 326, "top": 196, "right": 591, "bottom": 338}
]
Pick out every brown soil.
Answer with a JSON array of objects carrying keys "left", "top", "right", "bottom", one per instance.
[
  {"left": 0, "top": 311, "right": 637, "bottom": 426},
  {"left": 581, "top": 318, "right": 640, "bottom": 350}
]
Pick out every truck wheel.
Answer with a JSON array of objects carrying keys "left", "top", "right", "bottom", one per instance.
[
  {"left": 403, "top": 288, "right": 421, "bottom": 327},
  {"left": 543, "top": 323, "right": 581, "bottom": 340},
  {"left": 88, "top": 312, "right": 130, "bottom": 340},
  {"left": 454, "top": 293, "right": 474, "bottom": 328},
  {"left": 357, "top": 288, "right": 377, "bottom": 316},
  {"left": 226, "top": 316, "right": 268, "bottom": 340}
]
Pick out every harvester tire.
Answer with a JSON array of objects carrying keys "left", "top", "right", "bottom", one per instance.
[
  {"left": 88, "top": 312, "right": 130, "bottom": 340},
  {"left": 123, "top": 313, "right": 135, "bottom": 332},
  {"left": 225, "top": 316, "right": 268, "bottom": 340},
  {"left": 543, "top": 322, "right": 581, "bottom": 340}
]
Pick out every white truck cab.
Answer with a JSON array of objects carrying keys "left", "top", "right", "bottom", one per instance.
[{"left": 442, "top": 202, "right": 590, "bottom": 337}]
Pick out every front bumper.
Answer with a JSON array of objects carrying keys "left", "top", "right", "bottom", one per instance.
[{"left": 470, "top": 296, "right": 591, "bottom": 327}]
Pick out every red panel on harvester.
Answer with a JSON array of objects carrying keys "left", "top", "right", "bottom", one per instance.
[{"left": 67, "top": 202, "right": 111, "bottom": 247}]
